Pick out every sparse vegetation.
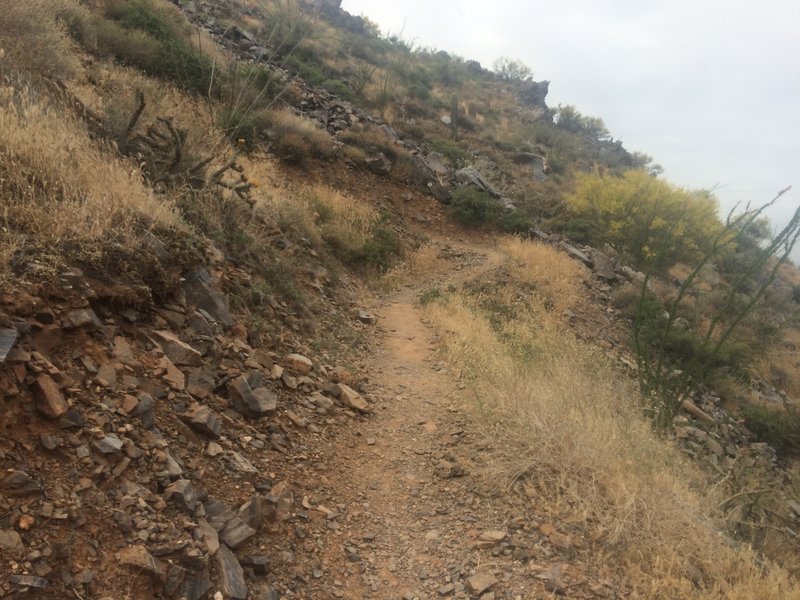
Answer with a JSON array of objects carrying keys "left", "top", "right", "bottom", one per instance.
[{"left": 449, "top": 187, "right": 502, "bottom": 227}]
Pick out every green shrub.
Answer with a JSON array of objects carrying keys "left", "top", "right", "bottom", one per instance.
[
  {"left": 498, "top": 210, "right": 536, "bottom": 234},
  {"left": 217, "top": 108, "right": 271, "bottom": 150},
  {"left": 360, "top": 216, "right": 400, "bottom": 272},
  {"left": 429, "top": 139, "right": 466, "bottom": 167},
  {"left": 419, "top": 288, "right": 443, "bottom": 305},
  {"left": 741, "top": 403, "right": 800, "bottom": 455},
  {"left": 449, "top": 187, "right": 502, "bottom": 227},
  {"left": 108, "top": 0, "right": 214, "bottom": 94},
  {"left": 322, "top": 79, "right": 354, "bottom": 101},
  {"left": 61, "top": 0, "right": 214, "bottom": 95}
]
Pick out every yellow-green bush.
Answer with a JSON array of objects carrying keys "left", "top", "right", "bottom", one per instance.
[{"left": 566, "top": 170, "right": 722, "bottom": 269}]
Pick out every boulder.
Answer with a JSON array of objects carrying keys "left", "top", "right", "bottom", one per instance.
[
  {"left": 455, "top": 167, "right": 503, "bottom": 198},
  {"left": 215, "top": 544, "right": 247, "bottom": 600}
]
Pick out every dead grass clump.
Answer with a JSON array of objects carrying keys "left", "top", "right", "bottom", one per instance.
[
  {"left": 424, "top": 287, "right": 800, "bottom": 598},
  {"left": 266, "top": 108, "right": 333, "bottom": 164},
  {"left": 305, "top": 185, "right": 376, "bottom": 254},
  {"left": 0, "top": 0, "right": 79, "bottom": 80},
  {"left": 0, "top": 91, "right": 187, "bottom": 288},
  {"left": 498, "top": 236, "right": 587, "bottom": 313}
]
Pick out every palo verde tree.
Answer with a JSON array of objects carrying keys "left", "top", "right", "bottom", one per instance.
[
  {"left": 632, "top": 187, "right": 800, "bottom": 429},
  {"left": 566, "top": 170, "right": 721, "bottom": 270}
]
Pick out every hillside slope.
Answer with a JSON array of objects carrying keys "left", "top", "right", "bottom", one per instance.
[{"left": 2, "top": 1, "right": 800, "bottom": 598}]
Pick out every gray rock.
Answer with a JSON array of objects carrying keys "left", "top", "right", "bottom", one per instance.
[
  {"left": 468, "top": 572, "right": 497, "bottom": 595},
  {"left": 187, "top": 368, "right": 216, "bottom": 399},
  {"left": 241, "top": 554, "right": 270, "bottom": 575},
  {"left": 337, "top": 384, "right": 371, "bottom": 413},
  {"left": 135, "top": 393, "right": 156, "bottom": 430},
  {"left": 215, "top": 544, "right": 248, "bottom": 599},
  {"left": 428, "top": 181, "right": 452, "bottom": 203},
  {"left": 588, "top": 249, "right": 616, "bottom": 281},
  {"left": 166, "top": 565, "right": 211, "bottom": 600},
  {"left": 423, "top": 152, "right": 449, "bottom": 175},
  {"left": 9, "top": 574, "right": 48, "bottom": 589},
  {"left": 365, "top": 153, "right": 393, "bottom": 175},
  {"left": 220, "top": 517, "right": 256, "bottom": 548},
  {"left": 2, "top": 470, "right": 40, "bottom": 497},
  {"left": 94, "top": 363, "right": 117, "bottom": 388},
  {"left": 238, "top": 495, "right": 265, "bottom": 530},
  {"left": 61, "top": 308, "right": 102, "bottom": 330},
  {"left": 455, "top": 167, "right": 503, "bottom": 198},
  {"left": 117, "top": 545, "right": 166, "bottom": 581},
  {"left": 165, "top": 479, "right": 202, "bottom": 513},
  {"left": 153, "top": 330, "right": 203, "bottom": 366},
  {"left": 0, "top": 328, "right": 18, "bottom": 363},
  {"left": 181, "top": 405, "right": 222, "bottom": 439},
  {"left": 558, "top": 241, "right": 594, "bottom": 268},
  {"left": 94, "top": 434, "right": 123, "bottom": 454},
  {"left": 227, "top": 375, "right": 277, "bottom": 418},
  {"left": 226, "top": 451, "right": 258, "bottom": 474},
  {"left": 181, "top": 268, "right": 234, "bottom": 327}
]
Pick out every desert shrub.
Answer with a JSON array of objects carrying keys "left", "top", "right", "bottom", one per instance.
[
  {"left": 492, "top": 56, "right": 532, "bottom": 82},
  {"left": 284, "top": 54, "right": 326, "bottom": 85},
  {"left": 218, "top": 108, "right": 272, "bottom": 150},
  {"left": 741, "top": 404, "right": 800, "bottom": 455},
  {"left": 322, "top": 79, "right": 354, "bottom": 101},
  {"left": 59, "top": 0, "right": 214, "bottom": 95},
  {"left": 258, "top": 108, "right": 333, "bottom": 163},
  {"left": 567, "top": 170, "right": 722, "bottom": 270},
  {"left": 498, "top": 210, "right": 536, "bottom": 234},
  {"left": 419, "top": 288, "right": 443, "bottom": 305},
  {"left": 449, "top": 187, "right": 502, "bottom": 227},
  {"left": 359, "top": 215, "right": 400, "bottom": 272},
  {"left": 107, "top": 0, "right": 214, "bottom": 94},
  {"left": 274, "top": 131, "right": 311, "bottom": 165},
  {"left": 429, "top": 139, "right": 465, "bottom": 166}
]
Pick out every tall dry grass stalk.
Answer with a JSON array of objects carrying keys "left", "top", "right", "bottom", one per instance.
[{"left": 423, "top": 239, "right": 800, "bottom": 598}]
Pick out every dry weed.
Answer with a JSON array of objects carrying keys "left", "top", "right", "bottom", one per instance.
[
  {"left": 0, "top": 0, "right": 80, "bottom": 80},
  {"left": 0, "top": 91, "right": 180, "bottom": 278},
  {"left": 424, "top": 287, "right": 800, "bottom": 598},
  {"left": 498, "top": 236, "right": 588, "bottom": 312}
]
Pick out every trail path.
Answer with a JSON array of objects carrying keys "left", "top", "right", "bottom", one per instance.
[{"left": 281, "top": 241, "right": 569, "bottom": 599}]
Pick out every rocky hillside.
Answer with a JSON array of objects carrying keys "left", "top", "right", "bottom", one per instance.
[{"left": 2, "top": 0, "right": 800, "bottom": 598}]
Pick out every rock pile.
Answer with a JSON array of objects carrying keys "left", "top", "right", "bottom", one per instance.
[{"left": 0, "top": 264, "right": 374, "bottom": 597}]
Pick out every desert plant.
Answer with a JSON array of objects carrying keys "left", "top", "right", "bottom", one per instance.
[
  {"left": 635, "top": 187, "right": 800, "bottom": 429},
  {"left": 492, "top": 56, "right": 532, "bottom": 82},
  {"left": 567, "top": 170, "right": 722, "bottom": 270},
  {"left": 449, "top": 187, "right": 502, "bottom": 227}
]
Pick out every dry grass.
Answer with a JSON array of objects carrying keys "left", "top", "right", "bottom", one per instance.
[
  {"left": 498, "top": 236, "right": 588, "bottom": 312},
  {"left": 422, "top": 240, "right": 800, "bottom": 598},
  {"left": 0, "top": 89, "right": 182, "bottom": 282},
  {"left": 305, "top": 185, "right": 377, "bottom": 254},
  {"left": 0, "top": 0, "right": 79, "bottom": 80},
  {"left": 379, "top": 242, "right": 446, "bottom": 290},
  {"left": 266, "top": 107, "right": 334, "bottom": 164}
]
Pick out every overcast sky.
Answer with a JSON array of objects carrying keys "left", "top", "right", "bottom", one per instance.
[{"left": 341, "top": 0, "right": 800, "bottom": 251}]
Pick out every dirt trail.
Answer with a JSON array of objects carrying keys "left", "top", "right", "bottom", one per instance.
[{"left": 291, "top": 241, "right": 542, "bottom": 599}]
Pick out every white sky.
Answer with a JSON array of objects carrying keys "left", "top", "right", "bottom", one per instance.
[{"left": 341, "top": 0, "right": 800, "bottom": 251}]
